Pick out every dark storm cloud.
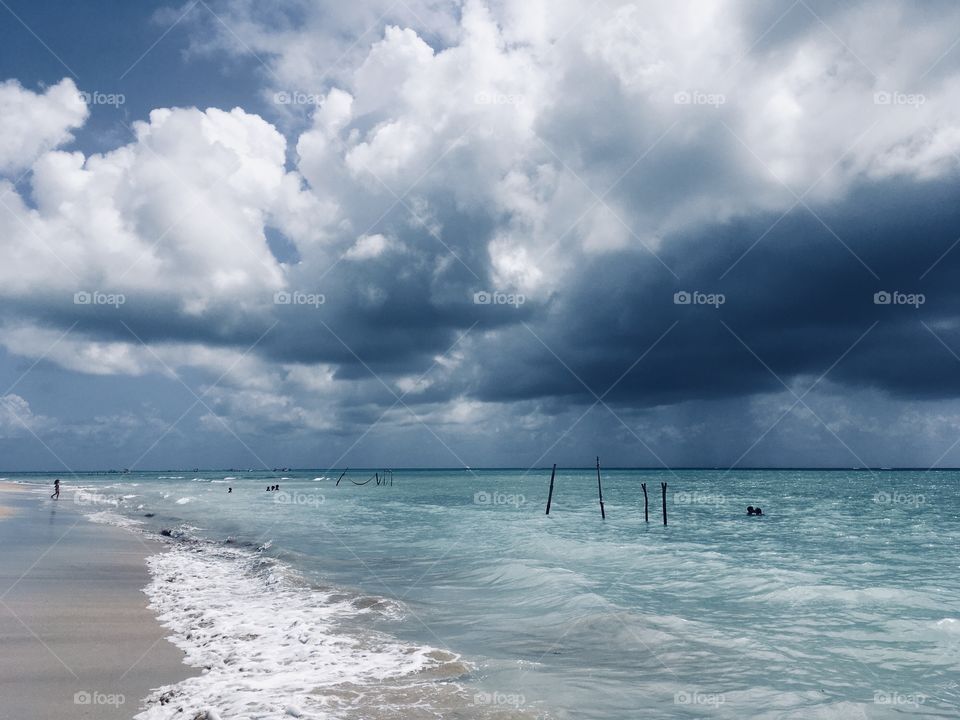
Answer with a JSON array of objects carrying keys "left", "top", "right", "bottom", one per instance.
[
  {"left": 0, "top": 191, "right": 537, "bottom": 386},
  {"left": 472, "top": 175, "right": 960, "bottom": 406},
  {"left": 9, "top": 172, "right": 959, "bottom": 418},
  {"left": 263, "top": 204, "right": 536, "bottom": 375}
]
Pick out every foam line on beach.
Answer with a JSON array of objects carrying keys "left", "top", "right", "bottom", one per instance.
[{"left": 134, "top": 542, "right": 473, "bottom": 719}]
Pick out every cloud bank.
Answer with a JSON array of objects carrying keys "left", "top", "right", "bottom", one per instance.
[{"left": 3, "top": 0, "right": 960, "bottom": 468}]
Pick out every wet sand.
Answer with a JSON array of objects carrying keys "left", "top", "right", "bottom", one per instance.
[{"left": 0, "top": 483, "right": 196, "bottom": 719}]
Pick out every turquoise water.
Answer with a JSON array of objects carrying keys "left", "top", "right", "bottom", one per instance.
[{"left": 13, "top": 469, "right": 960, "bottom": 718}]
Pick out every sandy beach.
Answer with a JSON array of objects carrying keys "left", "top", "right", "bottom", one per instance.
[{"left": 0, "top": 483, "right": 195, "bottom": 720}]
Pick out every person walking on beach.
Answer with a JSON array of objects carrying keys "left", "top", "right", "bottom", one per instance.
[{"left": 50, "top": 478, "right": 60, "bottom": 500}]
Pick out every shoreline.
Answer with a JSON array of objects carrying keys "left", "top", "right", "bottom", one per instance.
[
  {"left": 1, "top": 480, "right": 489, "bottom": 719},
  {"left": 0, "top": 482, "right": 197, "bottom": 719}
]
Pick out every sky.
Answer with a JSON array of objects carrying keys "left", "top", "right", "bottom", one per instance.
[{"left": 1, "top": 0, "right": 960, "bottom": 471}]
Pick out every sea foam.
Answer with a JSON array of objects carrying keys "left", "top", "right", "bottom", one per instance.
[{"left": 135, "top": 544, "right": 469, "bottom": 719}]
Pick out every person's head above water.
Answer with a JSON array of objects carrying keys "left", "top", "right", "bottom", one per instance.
[
  {"left": 747, "top": 506, "right": 755, "bottom": 515},
  {"left": 754, "top": 507, "right": 763, "bottom": 515}
]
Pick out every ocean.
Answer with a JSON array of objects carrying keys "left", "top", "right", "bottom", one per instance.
[{"left": 11, "top": 469, "right": 960, "bottom": 718}]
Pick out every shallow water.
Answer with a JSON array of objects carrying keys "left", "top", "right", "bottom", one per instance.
[{"left": 15, "top": 468, "right": 960, "bottom": 718}]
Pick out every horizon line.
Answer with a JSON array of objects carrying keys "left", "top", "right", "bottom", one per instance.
[{"left": 3, "top": 466, "right": 959, "bottom": 473}]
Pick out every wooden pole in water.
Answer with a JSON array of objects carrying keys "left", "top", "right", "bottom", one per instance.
[
  {"left": 545, "top": 464, "right": 557, "bottom": 515},
  {"left": 335, "top": 468, "right": 349, "bottom": 486},
  {"left": 661, "top": 482, "right": 667, "bottom": 526},
  {"left": 642, "top": 482, "right": 649, "bottom": 522},
  {"left": 596, "top": 457, "right": 606, "bottom": 520}
]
